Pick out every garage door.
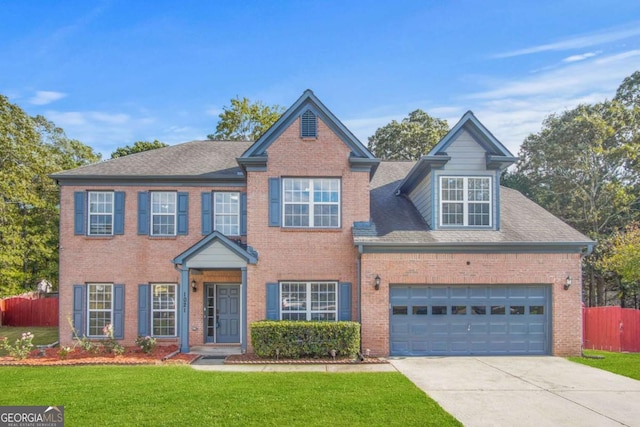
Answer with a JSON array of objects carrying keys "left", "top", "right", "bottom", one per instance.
[{"left": 389, "top": 285, "right": 551, "bottom": 356}]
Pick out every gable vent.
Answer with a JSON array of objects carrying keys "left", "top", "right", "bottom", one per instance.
[{"left": 301, "top": 110, "right": 317, "bottom": 138}]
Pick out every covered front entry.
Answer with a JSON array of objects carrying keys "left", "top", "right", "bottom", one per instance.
[
  {"left": 389, "top": 285, "right": 551, "bottom": 356},
  {"left": 205, "top": 283, "right": 240, "bottom": 343},
  {"left": 172, "top": 231, "right": 258, "bottom": 353}
]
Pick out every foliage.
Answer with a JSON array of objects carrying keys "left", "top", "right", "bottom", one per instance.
[
  {"left": 251, "top": 321, "right": 360, "bottom": 359},
  {"left": 504, "top": 72, "right": 640, "bottom": 306},
  {"left": 615, "top": 70, "right": 640, "bottom": 108},
  {"left": 135, "top": 335, "right": 157, "bottom": 354},
  {"left": 367, "top": 109, "right": 449, "bottom": 160},
  {"left": 101, "top": 323, "right": 124, "bottom": 355},
  {"left": 110, "top": 139, "right": 168, "bottom": 159},
  {"left": 57, "top": 346, "right": 71, "bottom": 360},
  {"left": 208, "top": 96, "right": 285, "bottom": 141},
  {"left": 569, "top": 350, "right": 640, "bottom": 381},
  {"left": 0, "top": 331, "right": 34, "bottom": 360},
  {"left": 598, "top": 223, "right": 640, "bottom": 305},
  {"left": 0, "top": 366, "right": 461, "bottom": 426},
  {"left": 0, "top": 326, "right": 58, "bottom": 356},
  {"left": 0, "top": 96, "right": 101, "bottom": 296}
]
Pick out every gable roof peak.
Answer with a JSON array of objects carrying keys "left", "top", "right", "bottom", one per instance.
[{"left": 238, "top": 89, "right": 379, "bottom": 172}]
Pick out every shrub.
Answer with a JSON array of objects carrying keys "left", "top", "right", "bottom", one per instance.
[
  {"left": 1, "top": 332, "right": 35, "bottom": 360},
  {"left": 58, "top": 346, "right": 72, "bottom": 360},
  {"left": 136, "top": 336, "right": 157, "bottom": 354},
  {"left": 251, "top": 321, "right": 360, "bottom": 359}
]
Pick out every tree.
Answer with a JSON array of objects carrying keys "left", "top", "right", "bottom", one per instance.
[
  {"left": 599, "top": 223, "right": 640, "bottom": 308},
  {"left": 505, "top": 70, "right": 640, "bottom": 307},
  {"left": 615, "top": 70, "right": 640, "bottom": 108},
  {"left": 111, "top": 140, "right": 168, "bottom": 159},
  {"left": 0, "top": 95, "right": 101, "bottom": 296},
  {"left": 367, "top": 110, "right": 449, "bottom": 160},
  {"left": 208, "top": 97, "right": 285, "bottom": 141}
]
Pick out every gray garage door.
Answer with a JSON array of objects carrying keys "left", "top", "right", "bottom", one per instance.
[{"left": 390, "top": 285, "right": 551, "bottom": 356}]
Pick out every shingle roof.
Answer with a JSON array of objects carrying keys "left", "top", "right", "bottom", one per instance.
[
  {"left": 50, "top": 140, "right": 252, "bottom": 181},
  {"left": 355, "top": 161, "right": 594, "bottom": 247}
]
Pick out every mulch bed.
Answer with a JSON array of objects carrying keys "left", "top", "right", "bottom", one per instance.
[
  {"left": 0, "top": 345, "right": 199, "bottom": 366},
  {"left": 224, "top": 353, "right": 388, "bottom": 364}
]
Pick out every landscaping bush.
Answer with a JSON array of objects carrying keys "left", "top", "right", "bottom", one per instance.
[{"left": 251, "top": 321, "right": 360, "bottom": 359}]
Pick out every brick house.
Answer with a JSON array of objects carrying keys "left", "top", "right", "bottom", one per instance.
[{"left": 52, "top": 90, "right": 594, "bottom": 357}]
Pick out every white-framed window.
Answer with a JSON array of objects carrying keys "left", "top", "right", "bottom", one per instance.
[
  {"left": 214, "top": 192, "right": 240, "bottom": 236},
  {"left": 280, "top": 281, "right": 337, "bottom": 321},
  {"left": 152, "top": 284, "right": 177, "bottom": 337},
  {"left": 440, "top": 176, "right": 492, "bottom": 226},
  {"left": 88, "top": 191, "right": 114, "bottom": 235},
  {"left": 151, "top": 192, "right": 176, "bottom": 236},
  {"left": 87, "top": 283, "right": 113, "bottom": 337},
  {"left": 282, "top": 178, "right": 340, "bottom": 228}
]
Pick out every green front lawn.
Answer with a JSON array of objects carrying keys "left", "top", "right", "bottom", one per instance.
[
  {"left": 0, "top": 326, "right": 58, "bottom": 356},
  {"left": 0, "top": 366, "right": 460, "bottom": 426},
  {"left": 569, "top": 350, "right": 640, "bottom": 381}
]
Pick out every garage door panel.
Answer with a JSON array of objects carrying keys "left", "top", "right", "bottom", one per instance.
[{"left": 390, "top": 285, "right": 550, "bottom": 356}]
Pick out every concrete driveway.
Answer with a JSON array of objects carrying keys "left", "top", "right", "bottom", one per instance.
[{"left": 390, "top": 356, "right": 640, "bottom": 427}]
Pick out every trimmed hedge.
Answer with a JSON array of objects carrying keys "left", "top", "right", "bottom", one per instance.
[{"left": 251, "top": 321, "right": 360, "bottom": 359}]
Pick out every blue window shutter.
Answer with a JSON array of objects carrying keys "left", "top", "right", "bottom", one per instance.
[
  {"left": 72, "top": 285, "right": 86, "bottom": 337},
  {"left": 113, "top": 284, "right": 125, "bottom": 339},
  {"left": 113, "top": 191, "right": 125, "bottom": 235},
  {"left": 74, "top": 192, "right": 85, "bottom": 235},
  {"left": 201, "top": 192, "right": 212, "bottom": 235},
  {"left": 240, "top": 192, "right": 247, "bottom": 235},
  {"left": 266, "top": 283, "right": 279, "bottom": 320},
  {"left": 138, "top": 192, "right": 149, "bottom": 235},
  {"left": 177, "top": 192, "right": 189, "bottom": 235},
  {"left": 339, "top": 282, "right": 352, "bottom": 321},
  {"left": 138, "top": 284, "right": 150, "bottom": 337},
  {"left": 268, "top": 178, "right": 280, "bottom": 227}
]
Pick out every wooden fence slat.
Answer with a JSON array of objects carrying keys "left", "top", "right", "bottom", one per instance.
[
  {"left": 1, "top": 297, "right": 59, "bottom": 327},
  {"left": 583, "top": 306, "right": 640, "bottom": 353}
]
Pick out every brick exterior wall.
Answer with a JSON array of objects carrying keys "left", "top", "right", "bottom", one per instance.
[
  {"left": 58, "top": 184, "right": 245, "bottom": 346},
  {"left": 360, "top": 252, "right": 583, "bottom": 356},
  {"left": 244, "top": 117, "right": 371, "bottom": 350}
]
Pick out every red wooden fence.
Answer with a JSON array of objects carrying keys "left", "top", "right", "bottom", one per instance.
[
  {"left": 583, "top": 306, "right": 640, "bottom": 353},
  {"left": 0, "top": 296, "right": 59, "bottom": 327}
]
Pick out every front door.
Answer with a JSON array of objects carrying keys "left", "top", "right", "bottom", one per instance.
[{"left": 205, "top": 283, "right": 240, "bottom": 343}]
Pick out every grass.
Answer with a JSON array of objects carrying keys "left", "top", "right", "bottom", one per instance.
[
  {"left": 0, "top": 366, "right": 461, "bottom": 426},
  {"left": 0, "top": 326, "right": 59, "bottom": 355},
  {"left": 568, "top": 350, "right": 640, "bottom": 381}
]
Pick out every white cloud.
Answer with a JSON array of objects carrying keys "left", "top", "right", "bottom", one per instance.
[
  {"left": 493, "top": 23, "right": 640, "bottom": 58},
  {"left": 205, "top": 107, "right": 223, "bottom": 116},
  {"left": 29, "top": 91, "right": 66, "bottom": 105},
  {"left": 563, "top": 51, "right": 600, "bottom": 63}
]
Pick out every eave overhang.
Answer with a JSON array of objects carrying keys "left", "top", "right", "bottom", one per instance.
[{"left": 356, "top": 240, "right": 596, "bottom": 255}]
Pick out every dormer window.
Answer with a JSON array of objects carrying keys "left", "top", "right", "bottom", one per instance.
[
  {"left": 440, "top": 176, "right": 491, "bottom": 227},
  {"left": 301, "top": 110, "right": 317, "bottom": 138}
]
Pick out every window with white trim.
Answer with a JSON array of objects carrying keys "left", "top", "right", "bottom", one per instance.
[
  {"left": 283, "top": 178, "right": 340, "bottom": 228},
  {"left": 151, "top": 192, "right": 176, "bottom": 236},
  {"left": 152, "top": 284, "right": 177, "bottom": 336},
  {"left": 214, "top": 192, "right": 240, "bottom": 236},
  {"left": 88, "top": 191, "right": 114, "bottom": 235},
  {"left": 87, "top": 283, "right": 112, "bottom": 337},
  {"left": 280, "top": 282, "right": 337, "bottom": 321},
  {"left": 440, "top": 176, "right": 492, "bottom": 226}
]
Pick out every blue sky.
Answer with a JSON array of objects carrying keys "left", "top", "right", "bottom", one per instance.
[{"left": 2, "top": 1, "right": 639, "bottom": 158}]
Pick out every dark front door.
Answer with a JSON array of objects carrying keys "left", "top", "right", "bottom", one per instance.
[{"left": 205, "top": 284, "right": 240, "bottom": 343}]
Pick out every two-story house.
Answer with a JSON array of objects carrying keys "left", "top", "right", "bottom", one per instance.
[{"left": 52, "top": 90, "right": 594, "bottom": 357}]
